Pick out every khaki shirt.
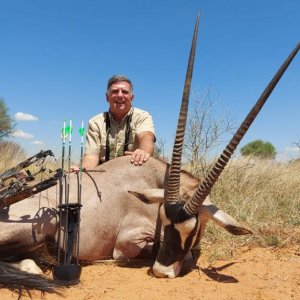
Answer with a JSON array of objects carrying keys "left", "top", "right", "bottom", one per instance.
[{"left": 85, "top": 107, "right": 155, "bottom": 162}]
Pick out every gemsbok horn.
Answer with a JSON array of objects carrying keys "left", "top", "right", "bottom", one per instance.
[
  {"left": 184, "top": 42, "right": 300, "bottom": 215},
  {"left": 166, "top": 15, "right": 200, "bottom": 202}
]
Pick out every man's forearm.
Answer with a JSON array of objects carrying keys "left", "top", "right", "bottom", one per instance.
[
  {"left": 138, "top": 132, "right": 155, "bottom": 155},
  {"left": 82, "top": 154, "right": 99, "bottom": 169}
]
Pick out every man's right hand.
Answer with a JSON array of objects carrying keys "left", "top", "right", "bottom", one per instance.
[{"left": 70, "top": 166, "right": 80, "bottom": 173}]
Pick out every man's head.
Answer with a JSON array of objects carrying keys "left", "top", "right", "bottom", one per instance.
[
  {"left": 106, "top": 75, "right": 134, "bottom": 122},
  {"left": 107, "top": 75, "right": 133, "bottom": 92}
]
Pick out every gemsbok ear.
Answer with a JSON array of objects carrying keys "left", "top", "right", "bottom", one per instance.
[
  {"left": 128, "top": 189, "right": 165, "bottom": 204},
  {"left": 202, "top": 198, "right": 252, "bottom": 235}
]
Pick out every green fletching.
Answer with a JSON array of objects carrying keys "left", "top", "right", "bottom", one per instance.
[
  {"left": 61, "top": 127, "right": 67, "bottom": 138},
  {"left": 79, "top": 127, "right": 85, "bottom": 136},
  {"left": 65, "top": 125, "right": 73, "bottom": 134}
]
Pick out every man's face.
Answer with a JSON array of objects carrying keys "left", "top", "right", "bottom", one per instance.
[{"left": 106, "top": 81, "right": 134, "bottom": 118}]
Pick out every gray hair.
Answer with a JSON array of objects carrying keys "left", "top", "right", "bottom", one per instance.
[{"left": 106, "top": 75, "right": 133, "bottom": 92}]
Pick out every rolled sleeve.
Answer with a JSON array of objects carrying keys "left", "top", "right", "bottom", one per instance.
[
  {"left": 134, "top": 110, "right": 155, "bottom": 137},
  {"left": 85, "top": 119, "right": 102, "bottom": 156}
]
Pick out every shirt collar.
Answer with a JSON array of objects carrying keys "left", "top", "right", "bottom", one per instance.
[{"left": 109, "top": 107, "right": 133, "bottom": 125}]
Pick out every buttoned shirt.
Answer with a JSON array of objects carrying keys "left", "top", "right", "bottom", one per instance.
[{"left": 85, "top": 107, "right": 155, "bottom": 162}]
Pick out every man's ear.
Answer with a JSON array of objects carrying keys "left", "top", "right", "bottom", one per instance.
[{"left": 106, "top": 93, "right": 109, "bottom": 102}]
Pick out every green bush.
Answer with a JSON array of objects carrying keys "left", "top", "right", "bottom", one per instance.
[{"left": 240, "top": 140, "right": 276, "bottom": 159}]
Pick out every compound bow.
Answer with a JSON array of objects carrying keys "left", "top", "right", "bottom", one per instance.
[{"left": 0, "top": 150, "right": 63, "bottom": 209}]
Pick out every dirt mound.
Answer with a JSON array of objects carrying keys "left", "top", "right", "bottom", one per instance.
[{"left": 1, "top": 247, "right": 299, "bottom": 299}]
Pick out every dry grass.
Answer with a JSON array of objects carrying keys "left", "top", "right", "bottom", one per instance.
[
  {"left": 0, "top": 141, "right": 26, "bottom": 173},
  {"left": 190, "top": 156, "right": 300, "bottom": 261}
]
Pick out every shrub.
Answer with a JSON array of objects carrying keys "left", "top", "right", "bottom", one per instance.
[{"left": 240, "top": 140, "right": 276, "bottom": 159}]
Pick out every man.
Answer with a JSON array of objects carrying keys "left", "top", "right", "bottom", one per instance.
[{"left": 82, "top": 75, "right": 155, "bottom": 169}]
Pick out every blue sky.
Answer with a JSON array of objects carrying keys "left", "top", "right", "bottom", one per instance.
[{"left": 1, "top": 0, "right": 299, "bottom": 162}]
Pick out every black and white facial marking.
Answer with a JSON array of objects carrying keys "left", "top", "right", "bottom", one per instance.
[{"left": 152, "top": 201, "right": 199, "bottom": 278}]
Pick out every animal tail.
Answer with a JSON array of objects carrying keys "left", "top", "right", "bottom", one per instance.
[{"left": 0, "top": 261, "right": 64, "bottom": 295}]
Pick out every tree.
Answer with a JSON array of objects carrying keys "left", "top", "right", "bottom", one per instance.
[
  {"left": 240, "top": 140, "right": 276, "bottom": 159},
  {"left": 0, "top": 97, "right": 15, "bottom": 140},
  {"left": 184, "top": 86, "right": 236, "bottom": 177}
]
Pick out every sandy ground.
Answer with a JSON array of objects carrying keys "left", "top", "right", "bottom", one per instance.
[{"left": 1, "top": 247, "right": 299, "bottom": 300}]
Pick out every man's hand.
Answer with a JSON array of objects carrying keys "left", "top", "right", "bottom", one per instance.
[
  {"left": 124, "top": 149, "right": 150, "bottom": 166},
  {"left": 70, "top": 154, "right": 100, "bottom": 172},
  {"left": 125, "top": 131, "right": 155, "bottom": 166},
  {"left": 70, "top": 165, "right": 80, "bottom": 173}
]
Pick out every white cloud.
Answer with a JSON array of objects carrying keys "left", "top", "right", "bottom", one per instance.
[
  {"left": 14, "top": 112, "right": 38, "bottom": 121},
  {"left": 12, "top": 130, "right": 34, "bottom": 139},
  {"left": 31, "top": 140, "right": 44, "bottom": 145},
  {"left": 284, "top": 147, "right": 299, "bottom": 152}
]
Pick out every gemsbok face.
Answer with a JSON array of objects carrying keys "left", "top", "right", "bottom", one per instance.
[{"left": 152, "top": 201, "right": 200, "bottom": 278}]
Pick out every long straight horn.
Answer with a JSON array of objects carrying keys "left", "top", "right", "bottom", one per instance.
[
  {"left": 166, "top": 15, "right": 200, "bottom": 202},
  {"left": 184, "top": 42, "right": 300, "bottom": 215}
]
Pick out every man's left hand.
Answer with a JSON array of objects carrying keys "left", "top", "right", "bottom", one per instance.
[{"left": 124, "top": 149, "right": 150, "bottom": 166}]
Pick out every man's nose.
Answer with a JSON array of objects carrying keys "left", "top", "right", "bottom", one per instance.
[{"left": 117, "top": 90, "right": 124, "bottom": 97}]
